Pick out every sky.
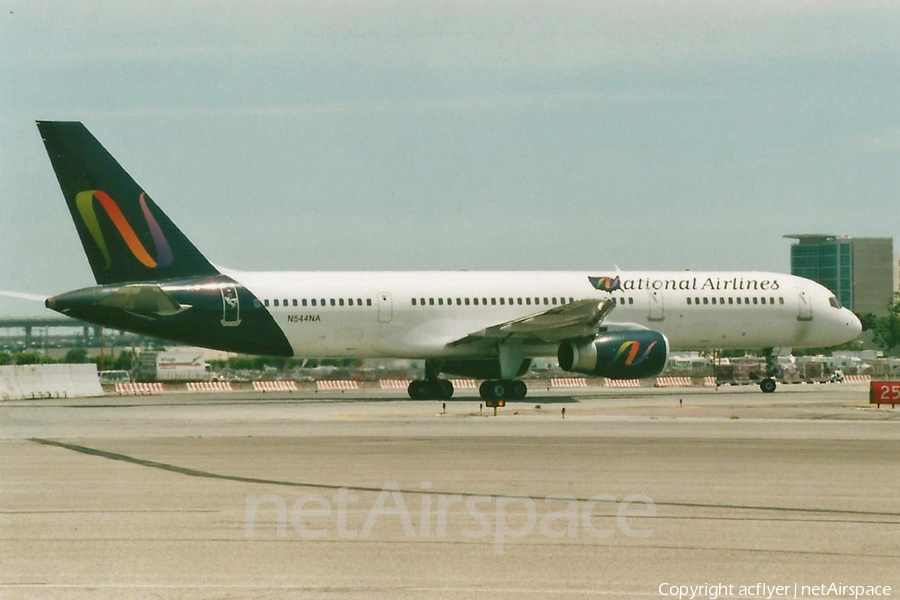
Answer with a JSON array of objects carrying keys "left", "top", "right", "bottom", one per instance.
[{"left": 1, "top": 0, "right": 898, "bottom": 318}]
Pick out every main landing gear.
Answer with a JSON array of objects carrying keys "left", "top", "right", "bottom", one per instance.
[
  {"left": 479, "top": 379, "right": 527, "bottom": 401},
  {"left": 759, "top": 347, "right": 782, "bottom": 394},
  {"left": 407, "top": 379, "right": 454, "bottom": 400}
]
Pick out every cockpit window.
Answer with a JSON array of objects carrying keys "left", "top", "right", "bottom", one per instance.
[{"left": 829, "top": 296, "right": 842, "bottom": 309}]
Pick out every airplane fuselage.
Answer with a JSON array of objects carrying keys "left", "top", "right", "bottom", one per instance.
[{"left": 228, "top": 269, "right": 860, "bottom": 359}]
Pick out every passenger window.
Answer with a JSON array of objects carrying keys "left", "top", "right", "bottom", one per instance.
[
  {"left": 483, "top": 298, "right": 487, "bottom": 305},
  {"left": 292, "top": 299, "right": 298, "bottom": 307},
  {"left": 760, "top": 297, "right": 766, "bottom": 305},
  {"left": 264, "top": 299, "right": 270, "bottom": 307},
  {"left": 274, "top": 299, "right": 280, "bottom": 307},
  {"left": 711, "top": 298, "right": 717, "bottom": 305},
  {"left": 703, "top": 298, "right": 709, "bottom": 305},
  {"left": 456, "top": 298, "right": 462, "bottom": 305},
  {"left": 779, "top": 297, "right": 784, "bottom": 305},
  {"left": 348, "top": 299, "right": 354, "bottom": 306},
  {"left": 302, "top": 299, "right": 308, "bottom": 307},
  {"left": 473, "top": 298, "right": 479, "bottom": 305},
  {"left": 728, "top": 298, "right": 734, "bottom": 305},
  {"left": 543, "top": 298, "right": 549, "bottom": 305},
  {"left": 438, "top": 298, "right": 444, "bottom": 306},
  {"left": 753, "top": 297, "right": 758, "bottom": 305},
  {"left": 339, "top": 299, "right": 345, "bottom": 306},
  {"left": 736, "top": 297, "right": 741, "bottom": 305},
  {"left": 509, "top": 298, "right": 514, "bottom": 305},
  {"left": 412, "top": 298, "right": 417, "bottom": 306},
  {"left": 769, "top": 297, "right": 775, "bottom": 304},
  {"left": 321, "top": 298, "right": 326, "bottom": 306},
  {"left": 491, "top": 298, "right": 496, "bottom": 305},
  {"left": 694, "top": 297, "right": 700, "bottom": 304},
  {"left": 628, "top": 297, "right": 633, "bottom": 305},
  {"left": 283, "top": 299, "right": 288, "bottom": 306},
  {"left": 429, "top": 298, "right": 434, "bottom": 306},
  {"left": 358, "top": 298, "right": 363, "bottom": 306},
  {"left": 687, "top": 297, "right": 692, "bottom": 305},
  {"left": 500, "top": 298, "right": 506, "bottom": 305},
  {"left": 551, "top": 298, "right": 557, "bottom": 305},
  {"left": 517, "top": 298, "right": 523, "bottom": 305},
  {"left": 569, "top": 297, "right": 575, "bottom": 303},
  {"left": 366, "top": 299, "right": 372, "bottom": 306},
  {"left": 311, "top": 299, "right": 317, "bottom": 307},
  {"left": 330, "top": 299, "right": 336, "bottom": 306},
  {"left": 526, "top": 298, "right": 532, "bottom": 305},
  {"left": 420, "top": 298, "right": 425, "bottom": 306},
  {"left": 465, "top": 298, "right": 470, "bottom": 306}
]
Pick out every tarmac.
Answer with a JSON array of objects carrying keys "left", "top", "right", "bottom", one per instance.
[{"left": 2, "top": 384, "right": 899, "bottom": 599}]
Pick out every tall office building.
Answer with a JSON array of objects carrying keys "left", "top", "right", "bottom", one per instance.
[
  {"left": 785, "top": 235, "right": 894, "bottom": 316},
  {"left": 894, "top": 253, "right": 900, "bottom": 297}
]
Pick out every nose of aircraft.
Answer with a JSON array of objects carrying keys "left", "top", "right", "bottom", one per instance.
[{"left": 846, "top": 309, "right": 862, "bottom": 340}]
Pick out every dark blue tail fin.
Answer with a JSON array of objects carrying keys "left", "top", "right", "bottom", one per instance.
[{"left": 38, "top": 121, "right": 219, "bottom": 285}]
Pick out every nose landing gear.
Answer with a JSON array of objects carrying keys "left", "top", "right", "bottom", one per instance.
[{"left": 759, "top": 347, "right": 783, "bottom": 393}]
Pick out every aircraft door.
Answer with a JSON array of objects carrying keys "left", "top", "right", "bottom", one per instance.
[
  {"left": 797, "top": 290, "right": 813, "bottom": 321},
  {"left": 648, "top": 289, "right": 664, "bottom": 321},
  {"left": 377, "top": 292, "right": 392, "bottom": 323},
  {"left": 220, "top": 285, "right": 241, "bottom": 326}
]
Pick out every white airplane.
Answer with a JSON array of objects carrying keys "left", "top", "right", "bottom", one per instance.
[{"left": 37, "top": 122, "right": 862, "bottom": 399}]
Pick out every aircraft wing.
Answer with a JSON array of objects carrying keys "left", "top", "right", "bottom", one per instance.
[{"left": 447, "top": 298, "right": 616, "bottom": 347}]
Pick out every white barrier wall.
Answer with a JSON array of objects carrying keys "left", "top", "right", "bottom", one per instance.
[{"left": 0, "top": 364, "right": 104, "bottom": 400}]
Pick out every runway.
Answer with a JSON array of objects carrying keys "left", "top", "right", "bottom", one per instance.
[{"left": 2, "top": 385, "right": 899, "bottom": 599}]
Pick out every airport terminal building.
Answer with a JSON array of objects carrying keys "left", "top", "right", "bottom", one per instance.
[{"left": 785, "top": 234, "right": 895, "bottom": 316}]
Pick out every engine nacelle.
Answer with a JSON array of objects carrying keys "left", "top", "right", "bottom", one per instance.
[{"left": 558, "top": 330, "right": 669, "bottom": 379}]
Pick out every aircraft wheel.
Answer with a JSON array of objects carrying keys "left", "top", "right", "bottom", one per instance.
[
  {"left": 759, "top": 378, "right": 777, "bottom": 394},
  {"left": 408, "top": 380, "right": 428, "bottom": 400},
  {"left": 437, "top": 379, "right": 454, "bottom": 399},
  {"left": 491, "top": 380, "right": 509, "bottom": 399},
  {"left": 511, "top": 380, "right": 527, "bottom": 400},
  {"left": 479, "top": 380, "right": 493, "bottom": 400}
]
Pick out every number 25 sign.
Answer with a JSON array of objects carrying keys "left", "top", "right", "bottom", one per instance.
[{"left": 870, "top": 381, "right": 900, "bottom": 405}]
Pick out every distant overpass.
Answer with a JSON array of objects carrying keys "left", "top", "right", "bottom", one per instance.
[{"left": 0, "top": 316, "right": 103, "bottom": 346}]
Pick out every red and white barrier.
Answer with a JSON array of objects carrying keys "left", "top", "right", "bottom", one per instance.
[
  {"left": 116, "top": 382, "right": 165, "bottom": 394},
  {"left": 380, "top": 379, "right": 412, "bottom": 389},
  {"left": 655, "top": 377, "right": 692, "bottom": 387},
  {"left": 186, "top": 381, "right": 233, "bottom": 392},
  {"left": 316, "top": 380, "right": 360, "bottom": 391},
  {"left": 843, "top": 375, "right": 871, "bottom": 384},
  {"left": 704, "top": 376, "right": 718, "bottom": 387},
  {"left": 551, "top": 377, "right": 588, "bottom": 388},
  {"left": 451, "top": 379, "right": 477, "bottom": 389},
  {"left": 604, "top": 378, "right": 641, "bottom": 388},
  {"left": 252, "top": 381, "right": 297, "bottom": 392}
]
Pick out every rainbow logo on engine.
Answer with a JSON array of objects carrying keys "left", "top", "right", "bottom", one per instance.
[
  {"left": 612, "top": 340, "right": 658, "bottom": 366},
  {"left": 75, "top": 190, "right": 173, "bottom": 270}
]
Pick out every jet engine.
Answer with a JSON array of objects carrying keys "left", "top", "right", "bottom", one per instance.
[{"left": 557, "top": 330, "right": 669, "bottom": 379}]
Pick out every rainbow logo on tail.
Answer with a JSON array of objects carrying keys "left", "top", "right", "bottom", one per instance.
[
  {"left": 612, "top": 340, "right": 658, "bottom": 366},
  {"left": 75, "top": 190, "right": 173, "bottom": 270}
]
